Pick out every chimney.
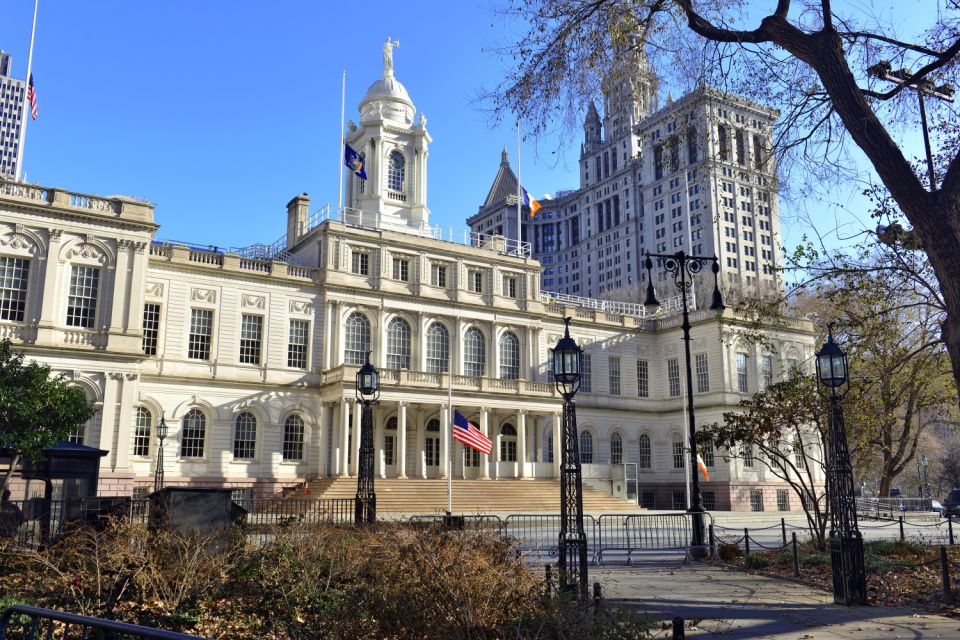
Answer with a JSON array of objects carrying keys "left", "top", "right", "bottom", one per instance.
[{"left": 286, "top": 193, "right": 310, "bottom": 249}]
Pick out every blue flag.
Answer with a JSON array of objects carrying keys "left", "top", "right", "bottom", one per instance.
[{"left": 344, "top": 144, "right": 367, "bottom": 180}]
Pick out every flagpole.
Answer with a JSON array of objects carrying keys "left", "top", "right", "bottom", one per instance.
[
  {"left": 15, "top": 0, "right": 39, "bottom": 183},
  {"left": 515, "top": 120, "right": 521, "bottom": 247},
  {"left": 447, "top": 368, "right": 453, "bottom": 514},
  {"left": 337, "top": 69, "right": 346, "bottom": 218}
]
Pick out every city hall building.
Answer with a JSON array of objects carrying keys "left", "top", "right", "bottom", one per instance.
[{"left": 0, "top": 44, "right": 817, "bottom": 511}]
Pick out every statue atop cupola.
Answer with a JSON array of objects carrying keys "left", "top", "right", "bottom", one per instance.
[{"left": 360, "top": 37, "right": 414, "bottom": 125}]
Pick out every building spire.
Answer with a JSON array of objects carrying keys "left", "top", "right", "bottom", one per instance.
[{"left": 501, "top": 146, "right": 509, "bottom": 165}]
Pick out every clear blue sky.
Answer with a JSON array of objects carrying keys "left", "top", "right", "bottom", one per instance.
[
  {"left": 0, "top": 1, "right": 935, "bottom": 255},
  {"left": 0, "top": 1, "right": 580, "bottom": 249}
]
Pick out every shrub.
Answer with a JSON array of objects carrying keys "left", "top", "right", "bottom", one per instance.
[
  {"left": 801, "top": 553, "right": 830, "bottom": 567},
  {"left": 718, "top": 543, "right": 743, "bottom": 561},
  {"left": 865, "top": 540, "right": 924, "bottom": 558},
  {"left": 744, "top": 554, "right": 771, "bottom": 570}
]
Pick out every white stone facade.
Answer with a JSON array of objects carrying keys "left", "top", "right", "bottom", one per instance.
[{"left": 0, "top": 45, "right": 818, "bottom": 510}]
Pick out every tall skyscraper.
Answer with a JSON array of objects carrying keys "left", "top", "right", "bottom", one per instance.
[
  {"left": 0, "top": 51, "right": 27, "bottom": 179},
  {"left": 471, "top": 42, "right": 783, "bottom": 307}
]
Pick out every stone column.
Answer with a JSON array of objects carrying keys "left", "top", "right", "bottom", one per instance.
[
  {"left": 36, "top": 229, "right": 63, "bottom": 341},
  {"left": 339, "top": 398, "right": 350, "bottom": 477},
  {"left": 317, "top": 403, "right": 328, "bottom": 477},
  {"left": 113, "top": 374, "right": 138, "bottom": 472},
  {"left": 439, "top": 404, "right": 449, "bottom": 479},
  {"left": 479, "top": 407, "right": 491, "bottom": 479},
  {"left": 108, "top": 244, "right": 130, "bottom": 335},
  {"left": 553, "top": 411, "right": 562, "bottom": 479},
  {"left": 98, "top": 374, "right": 121, "bottom": 473},
  {"left": 517, "top": 410, "right": 527, "bottom": 478},
  {"left": 375, "top": 405, "right": 385, "bottom": 478},
  {"left": 397, "top": 401, "right": 408, "bottom": 478},
  {"left": 352, "top": 399, "right": 362, "bottom": 476}
]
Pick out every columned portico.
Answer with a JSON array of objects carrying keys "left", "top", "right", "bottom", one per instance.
[
  {"left": 397, "top": 401, "right": 408, "bottom": 478},
  {"left": 339, "top": 398, "right": 350, "bottom": 477},
  {"left": 517, "top": 410, "right": 527, "bottom": 478},
  {"left": 479, "top": 408, "right": 491, "bottom": 479}
]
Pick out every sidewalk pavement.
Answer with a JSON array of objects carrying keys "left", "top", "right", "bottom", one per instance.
[{"left": 596, "top": 558, "right": 960, "bottom": 638}]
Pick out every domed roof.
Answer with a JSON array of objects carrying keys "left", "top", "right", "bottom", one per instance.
[{"left": 360, "top": 73, "right": 414, "bottom": 110}]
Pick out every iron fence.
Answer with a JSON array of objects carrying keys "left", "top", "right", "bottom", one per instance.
[{"left": 0, "top": 605, "right": 205, "bottom": 639}]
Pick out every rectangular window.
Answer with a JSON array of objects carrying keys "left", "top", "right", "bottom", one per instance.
[
  {"left": 636, "top": 359, "right": 649, "bottom": 398},
  {"left": 762, "top": 355, "right": 773, "bottom": 388},
  {"left": 776, "top": 489, "right": 789, "bottom": 512},
  {"left": 717, "top": 124, "right": 729, "bottom": 161},
  {"left": 142, "top": 303, "right": 161, "bottom": 356},
  {"left": 133, "top": 407, "right": 151, "bottom": 457},
  {"left": 431, "top": 263, "right": 447, "bottom": 287},
  {"left": 287, "top": 319, "right": 309, "bottom": 369},
  {"left": 502, "top": 275, "right": 518, "bottom": 298},
  {"left": 672, "top": 490, "right": 686, "bottom": 510},
  {"left": 750, "top": 490, "right": 764, "bottom": 512},
  {"left": 469, "top": 270, "right": 483, "bottom": 293},
  {"left": 695, "top": 353, "right": 709, "bottom": 393},
  {"left": 702, "top": 438, "right": 715, "bottom": 468},
  {"left": 667, "top": 358, "right": 681, "bottom": 397},
  {"left": 188, "top": 309, "right": 213, "bottom": 360},
  {"left": 425, "top": 437, "right": 439, "bottom": 466},
  {"left": 742, "top": 444, "right": 754, "bottom": 468},
  {"left": 736, "top": 129, "right": 746, "bottom": 165},
  {"left": 392, "top": 257, "right": 410, "bottom": 281},
  {"left": 640, "top": 490, "right": 656, "bottom": 509},
  {"left": 239, "top": 315, "right": 263, "bottom": 365},
  {"left": 351, "top": 251, "right": 369, "bottom": 276},
  {"left": 737, "top": 353, "right": 749, "bottom": 393},
  {"left": 581, "top": 354, "right": 592, "bottom": 393},
  {"left": 608, "top": 356, "right": 621, "bottom": 396},
  {"left": 66, "top": 265, "right": 99, "bottom": 328},
  {"left": 702, "top": 491, "right": 716, "bottom": 510},
  {"left": 0, "top": 256, "right": 29, "bottom": 321}
]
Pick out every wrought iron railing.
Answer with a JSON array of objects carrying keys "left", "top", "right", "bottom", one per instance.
[{"left": 0, "top": 605, "right": 205, "bottom": 639}]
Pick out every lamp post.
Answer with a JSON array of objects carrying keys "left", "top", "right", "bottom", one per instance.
[
  {"left": 355, "top": 351, "right": 379, "bottom": 525},
  {"left": 643, "top": 250, "right": 724, "bottom": 558},
  {"left": 153, "top": 413, "right": 168, "bottom": 493},
  {"left": 552, "top": 317, "right": 588, "bottom": 599},
  {"left": 816, "top": 324, "right": 867, "bottom": 606},
  {"left": 866, "top": 61, "right": 954, "bottom": 192}
]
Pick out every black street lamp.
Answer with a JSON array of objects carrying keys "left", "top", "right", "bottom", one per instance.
[
  {"left": 153, "top": 412, "right": 168, "bottom": 493},
  {"left": 552, "top": 317, "right": 588, "bottom": 599},
  {"left": 644, "top": 250, "right": 724, "bottom": 558},
  {"left": 816, "top": 325, "right": 867, "bottom": 606},
  {"left": 355, "top": 351, "right": 379, "bottom": 524}
]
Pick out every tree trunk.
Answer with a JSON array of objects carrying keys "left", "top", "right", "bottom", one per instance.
[
  {"left": 0, "top": 452, "right": 21, "bottom": 495},
  {"left": 878, "top": 473, "right": 892, "bottom": 498}
]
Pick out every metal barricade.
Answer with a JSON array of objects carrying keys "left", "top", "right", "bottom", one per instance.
[
  {"left": 406, "top": 514, "right": 503, "bottom": 534},
  {"left": 503, "top": 514, "right": 598, "bottom": 562}
]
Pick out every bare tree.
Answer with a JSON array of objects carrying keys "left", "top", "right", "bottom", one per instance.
[{"left": 490, "top": 0, "right": 960, "bottom": 398}]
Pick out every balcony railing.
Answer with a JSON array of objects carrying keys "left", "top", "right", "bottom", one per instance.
[{"left": 321, "top": 365, "right": 556, "bottom": 398}]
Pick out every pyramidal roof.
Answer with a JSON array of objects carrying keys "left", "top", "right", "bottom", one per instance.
[{"left": 480, "top": 147, "right": 519, "bottom": 211}]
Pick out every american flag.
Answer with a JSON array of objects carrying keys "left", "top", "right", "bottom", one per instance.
[
  {"left": 451, "top": 409, "right": 492, "bottom": 455},
  {"left": 27, "top": 74, "right": 38, "bottom": 120}
]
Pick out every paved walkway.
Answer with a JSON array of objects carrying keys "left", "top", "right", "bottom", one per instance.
[{"left": 596, "top": 557, "right": 960, "bottom": 638}]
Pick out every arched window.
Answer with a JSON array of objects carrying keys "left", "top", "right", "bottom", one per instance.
[
  {"left": 344, "top": 312, "right": 371, "bottom": 365},
  {"left": 672, "top": 433, "right": 685, "bottom": 469},
  {"left": 500, "top": 423, "right": 517, "bottom": 462},
  {"left": 463, "top": 327, "right": 486, "bottom": 377},
  {"left": 793, "top": 439, "right": 806, "bottom": 469},
  {"left": 498, "top": 331, "right": 520, "bottom": 380},
  {"left": 580, "top": 431, "right": 594, "bottom": 464},
  {"left": 234, "top": 412, "right": 257, "bottom": 460},
  {"left": 133, "top": 406, "right": 152, "bottom": 457},
  {"left": 386, "top": 317, "right": 411, "bottom": 369},
  {"left": 388, "top": 151, "right": 405, "bottom": 192},
  {"left": 610, "top": 432, "right": 623, "bottom": 465},
  {"left": 180, "top": 409, "right": 206, "bottom": 458},
  {"left": 425, "top": 418, "right": 440, "bottom": 467},
  {"left": 638, "top": 434, "right": 652, "bottom": 469},
  {"left": 426, "top": 323, "right": 449, "bottom": 373},
  {"left": 283, "top": 415, "right": 305, "bottom": 461}
]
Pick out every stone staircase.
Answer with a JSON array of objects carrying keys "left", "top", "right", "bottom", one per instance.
[{"left": 297, "top": 477, "right": 641, "bottom": 514}]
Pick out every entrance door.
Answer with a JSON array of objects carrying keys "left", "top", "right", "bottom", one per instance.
[{"left": 425, "top": 418, "right": 441, "bottom": 478}]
